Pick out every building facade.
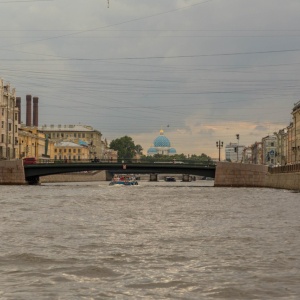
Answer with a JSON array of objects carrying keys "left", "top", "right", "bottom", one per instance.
[
  {"left": 0, "top": 80, "right": 19, "bottom": 159},
  {"left": 18, "top": 127, "right": 54, "bottom": 160},
  {"left": 290, "top": 101, "right": 300, "bottom": 163},
  {"left": 225, "top": 142, "right": 245, "bottom": 162},
  {"left": 40, "top": 124, "right": 105, "bottom": 160},
  {"left": 274, "top": 128, "right": 288, "bottom": 166},
  {"left": 261, "top": 135, "right": 277, "bottom": 165},
  {"left": 53, "top": 141, "right": 89, "bottom": 161}
]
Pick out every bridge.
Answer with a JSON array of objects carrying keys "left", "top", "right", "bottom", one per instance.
[{"left": 24, "top": 161, "right": 216, "bottom": 184}]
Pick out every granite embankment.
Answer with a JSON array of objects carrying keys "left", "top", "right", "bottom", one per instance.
[
  {"left": 0, "top": 160, "right": 26, "bottom": 184},
  {"left": 214, "top": 162, "right": 300, "bottom": 190}
]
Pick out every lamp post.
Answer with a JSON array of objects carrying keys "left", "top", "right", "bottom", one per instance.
[
  {"left": 216, "top": 140, "right": 223, "bottom": 161},
  {"left": 236, "top": 134, "right": 240, "bottom": 162}
]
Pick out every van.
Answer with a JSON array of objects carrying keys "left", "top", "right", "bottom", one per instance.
[{"left": 23, "top": 157, "right": 37, "bottom": 165}]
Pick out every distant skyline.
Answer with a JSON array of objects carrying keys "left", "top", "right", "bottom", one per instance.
[{"left": 1, "top": 0, "right": 300, "bottom": 157}]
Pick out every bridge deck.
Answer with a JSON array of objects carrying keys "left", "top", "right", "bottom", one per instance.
[{"left": 24, "top": 162, "right": 216, "bottom": 181}]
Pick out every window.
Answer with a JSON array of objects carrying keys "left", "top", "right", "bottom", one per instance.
[
  {"left": 68, "top": 149, "right": 71, "bottom": 153},
  {"left": 1, "top": 121, "right": 4, "bottom": 129},
  {"left": 2, "top": 109, "right": 4, "bottom": 116},
  {"left": 64, "top": 149, "right": 66, "bottom": 153},
  {"left": 1, "top": 134, "right": 4, "bottom": 143},
  {"left": 73, "top": 149, "right": 76, "bottom": 153},
  {"left": 55, "top": 149, "right": 57, "bottom": 153},
  {"left": 271, "top": 142, "right": 274, "bottom": 147},
  {"left": 15, "top": 113, "right": 18, "bottom": 121},
  {"left": 82, "top": 133, "right": 85, "bottom": 138},
  {"left": 15, "top": 125, "right": 17, "bottom": 133},
  {"left": 8, "top": 123, "right": 12, "bottom": 131}
]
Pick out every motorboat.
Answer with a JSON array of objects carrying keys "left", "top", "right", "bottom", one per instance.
[
  {"left": 109, "top": 174, "right": 138, "bottom": 186},
  {"left": 164, "top": 176, "right": 176, "bottom": 182}
]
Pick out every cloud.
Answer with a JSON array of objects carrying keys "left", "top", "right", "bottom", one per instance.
[{"left": 1, "top": 0, "right": 299, "bottom": 156}]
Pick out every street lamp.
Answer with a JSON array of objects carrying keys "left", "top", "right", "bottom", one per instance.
[
  {"left": 216, "top": 140, "right": 223, "bottom": 161},
  {"left": 236, "top": 134, "right": 240, "bottom": 162}
]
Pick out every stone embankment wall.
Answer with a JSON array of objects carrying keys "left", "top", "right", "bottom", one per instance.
[
  {"left": 0, "top": 160, "right": 26, "bottom": 185},
  {"left": 40, "top": 170, "right": 108, "bottom": 183},
  {"left": 215, "top": 162, "right": 300, "bottom": 190},
  {"left": 265, "top": 172, "right": 300, "bottom": 190}
]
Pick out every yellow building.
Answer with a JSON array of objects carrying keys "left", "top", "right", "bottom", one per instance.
[
  {"left": 18, "top": 127, "right": 54, "bottom": 161},
  {"left": 290, "top": 101, "right": 300, "bottom": 163},
  {"left": 40, "top": 124, "right": 106, "bottom": 160},
  {"left": 53, "top": 141, "right": 89, "bottom": 161}
]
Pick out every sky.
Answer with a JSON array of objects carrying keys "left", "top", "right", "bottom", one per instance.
[{"left": 1, "top": 0, "right": 300, "bottom": 159}]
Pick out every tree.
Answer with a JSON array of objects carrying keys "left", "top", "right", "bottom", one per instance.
[
  {"left": 135, "top": 144, "right": 143, "bottom": 155},
  {"left": 109, "top": 136, "right": 136, "bottom": 162}
]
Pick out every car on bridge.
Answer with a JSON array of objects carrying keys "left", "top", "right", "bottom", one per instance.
[{"left": 23, "top": 157, "right": 37, "bottom": 165}]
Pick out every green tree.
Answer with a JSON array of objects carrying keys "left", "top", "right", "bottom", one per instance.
[
  {"left": 109, "top": 136, "right": 136, "bottom": 162},
  {"left": 135, "top": 144, "right": 143, "bottom": 155}
]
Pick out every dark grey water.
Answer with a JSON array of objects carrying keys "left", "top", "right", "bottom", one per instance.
[{"left": 0, "top": 181, "right": 299, "bottom": 299}]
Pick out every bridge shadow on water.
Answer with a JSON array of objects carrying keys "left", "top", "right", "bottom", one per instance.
[{"left": 24, "top": 162, "right": 216, "bottom": 185}]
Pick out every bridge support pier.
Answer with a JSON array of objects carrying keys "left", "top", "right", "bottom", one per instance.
[
  {"left": 26, "top": 176, "right": 40, "bottom": 185},
  {"left": 149, "top": 173, "right": 158, "bottom": 181},
  {"left": 182, "top": 174, "right": 191, "bottom": 182}
]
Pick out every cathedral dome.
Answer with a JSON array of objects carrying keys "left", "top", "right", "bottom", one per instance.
[
  {"left": 154, "top": 130, "right": 171, "bottom": 147},
  {"left": 147, "top": 147, "right": 158, "bottom": 154},
  {"left": 169, "top": 148, "right": 176, "bottom": 154}
]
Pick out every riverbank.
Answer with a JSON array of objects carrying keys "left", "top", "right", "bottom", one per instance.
[{"left": 215, "top": 162, "right": 300, "bottom": 190}]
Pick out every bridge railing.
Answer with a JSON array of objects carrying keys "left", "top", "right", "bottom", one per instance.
[
  {"left": 34, "top": 158, "right": 216, "bottom": 166},
  {"left": 268, "top": 163, "right": 300, "bottom": 174}
]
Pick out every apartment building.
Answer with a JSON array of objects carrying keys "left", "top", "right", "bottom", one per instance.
[
  {"left": 0, "top": 80, "right": 19, "bottom": 159},
  {"left": 290, "top": 101, "right": 300, "bottom": 163},
  {"left": 261, "top": 135, "right": 277, "bottom": 165}
]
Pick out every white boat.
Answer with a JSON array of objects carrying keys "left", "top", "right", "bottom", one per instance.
[{"left": 109, "top": 174, "right": 138, "bottom": 186}]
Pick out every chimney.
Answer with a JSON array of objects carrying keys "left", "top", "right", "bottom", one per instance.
[
  {"left": 26, "top": 95, "right": 32, "bottom": 126},
  {"left": 16, "top": 97, "right": 21, "bottom": 124},
  {"left": 33, "top": 96, "right": 39, "bottom": 127}
]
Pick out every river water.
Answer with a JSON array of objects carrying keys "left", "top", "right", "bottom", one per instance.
[{"left": 0, "top": 180, "right": 299, "bottom": 299}]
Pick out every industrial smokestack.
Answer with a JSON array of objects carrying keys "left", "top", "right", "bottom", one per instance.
[
  {"left": 26, "top": 95, "right": 32, "bottom": 126},
  {"left": 33, "top": 96, "right": 39, "bottom": 127},
  {"left": 16, "top": 97, "right": 21, "bottom": 124}
]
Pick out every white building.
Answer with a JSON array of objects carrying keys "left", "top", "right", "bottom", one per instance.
[{"left": 225, "top": 142, "right": 245, "bottom": 162}]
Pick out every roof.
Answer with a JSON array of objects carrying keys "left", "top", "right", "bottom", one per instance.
[
  {"left": 40, "top": 124, "right": 99, "bottom": 132},
  {"left": 54, "top": 141, "right": 84, "bottom": 148}
]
